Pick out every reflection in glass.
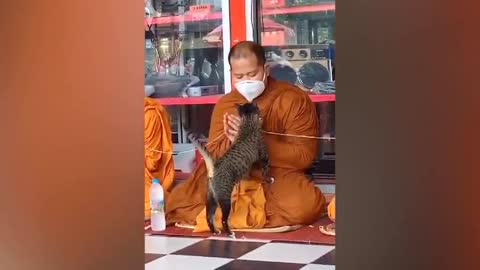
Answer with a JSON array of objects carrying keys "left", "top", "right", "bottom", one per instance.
[
  {"left": 144, "top": 0, "right": 225, "bottom": 98},
  {"left": 259, "top": 0, "right": 336, "bottom": 176},
  {"left": 260, "top": 1, "right": 335, "bottom": 93}
]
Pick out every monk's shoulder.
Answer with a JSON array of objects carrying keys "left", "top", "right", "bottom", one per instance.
[
  {"left": 144, "top": 98, "right": 160, "bottom": 115},
  {"left": 212, "top": 92, "right": 239, "bottom": 113},
  {"left": 272, "top": 80, "right": 312, "bottom": 105},
  {"left": 217, "top": 92, "right": 237, "bottom": 104}
]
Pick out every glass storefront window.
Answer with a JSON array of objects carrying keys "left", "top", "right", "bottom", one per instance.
[
  {"left": 260, "top": 0, "right": 335, "bottom": 89},
  {"left": 144, "top": 0, "right": 227, "bottom": 99},
  {"left": 259, "top": 0, "right": 336, "bottom": 176},
  {"left": 144, "top": 0, "right": 230, "bottom": 144}
]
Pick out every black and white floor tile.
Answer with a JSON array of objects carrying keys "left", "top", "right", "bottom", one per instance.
[{"left": 145, "top": 235, "right": 335, "bottom": 270}]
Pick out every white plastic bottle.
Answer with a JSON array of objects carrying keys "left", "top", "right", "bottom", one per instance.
[{"left": 150, "top": 179, "right": 166, "bottom": 231}]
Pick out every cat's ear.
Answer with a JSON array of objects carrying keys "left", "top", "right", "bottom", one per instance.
[{"left": 251, "top": 101, "right": 260, "bottom": 114}]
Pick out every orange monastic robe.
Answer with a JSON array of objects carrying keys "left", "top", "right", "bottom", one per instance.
[
  {"left": 166, "top": 78, "right": 326, "bottom": 231},
  {"left": 328, "top": 196, "right": 336, "bottom": 222},
  {"left": 144, "top": 98, "right": 175, "bottom": 219}
]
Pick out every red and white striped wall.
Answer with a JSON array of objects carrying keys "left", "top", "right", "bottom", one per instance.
[{"left": 222, "top": 0, "right": 255, "bottom": 93}]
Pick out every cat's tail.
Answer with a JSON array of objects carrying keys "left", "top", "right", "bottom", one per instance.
[{"left": 186, "top": 131, "right": 215, "bottom": 178}]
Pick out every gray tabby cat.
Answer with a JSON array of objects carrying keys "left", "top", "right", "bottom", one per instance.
[{"left": 187, "top": 102, "right": 274, "bottom": 238}]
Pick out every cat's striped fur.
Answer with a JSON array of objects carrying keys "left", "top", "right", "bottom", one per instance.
[{"left": 187, "top": 102, "right": 273, "bottom": 238}]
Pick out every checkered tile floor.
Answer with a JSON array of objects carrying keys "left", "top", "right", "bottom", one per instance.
[{"left": 145, "top": 235, "right": 335, "bottom": 269}]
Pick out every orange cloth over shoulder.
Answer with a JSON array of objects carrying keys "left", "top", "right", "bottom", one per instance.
[
  {"left": 144, "top": 98, "right": 175, "bottom": 219},
  {"left": 166, "top": 78, "right": 326, "bottom": 231}
]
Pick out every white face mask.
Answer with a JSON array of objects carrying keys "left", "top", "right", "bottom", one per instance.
[{"left": 234, "top": 71, "right": 266, "bottom": 102}]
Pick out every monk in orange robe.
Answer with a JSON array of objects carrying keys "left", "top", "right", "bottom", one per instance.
[
  {"left": 166, "top": 41, "right": 326, "bottom": 231},
  {"left": 144, "top": 97, "right": 175, "bottom": 219}
]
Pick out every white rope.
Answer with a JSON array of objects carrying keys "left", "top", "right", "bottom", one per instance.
[
  {"left": 263, "top": 131, "right": 336, "bottom": 141},
  {"left": 145, "top": 131, "right": 336, "bottom": 155}
]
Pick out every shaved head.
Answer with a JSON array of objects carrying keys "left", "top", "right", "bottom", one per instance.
[{"left": 228, "top": 41, "right": 266, "bottom": 67}]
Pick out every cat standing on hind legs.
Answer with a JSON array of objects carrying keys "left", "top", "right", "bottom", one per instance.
[{"left": 187, "top": 102, "right": 274, "bottom": 238}]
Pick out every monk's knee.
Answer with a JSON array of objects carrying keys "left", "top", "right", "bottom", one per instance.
[
  {"left": 294, "top": 205, "right": 323, "bottom": 224},
  {"left": 293, "top": 189, "right": 326, "bottom": 224},
  {"left": 266, "top": 175, "right": 327, "bottom": 225}
]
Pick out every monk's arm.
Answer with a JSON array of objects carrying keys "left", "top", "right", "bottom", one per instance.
[
  {"left": 267, "top": 92, "right": 319, "bottom": 170},
  {"left": 205, "top": 97, "right": 237, "bottom": 159},
  {"left": 144, "top": 109, "right": 163, "bottom": 171}
]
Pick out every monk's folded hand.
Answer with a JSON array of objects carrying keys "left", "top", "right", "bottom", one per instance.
[{"left": 223, "top": 113, "right": 241, "bottom": 142}]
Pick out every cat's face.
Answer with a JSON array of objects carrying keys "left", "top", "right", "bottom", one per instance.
[
  {"left": 237, "top": 103, "right": 261, "bottom": 124},
  {"left": 237, "top": 102, "right": 259, "bottom": 115}
]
